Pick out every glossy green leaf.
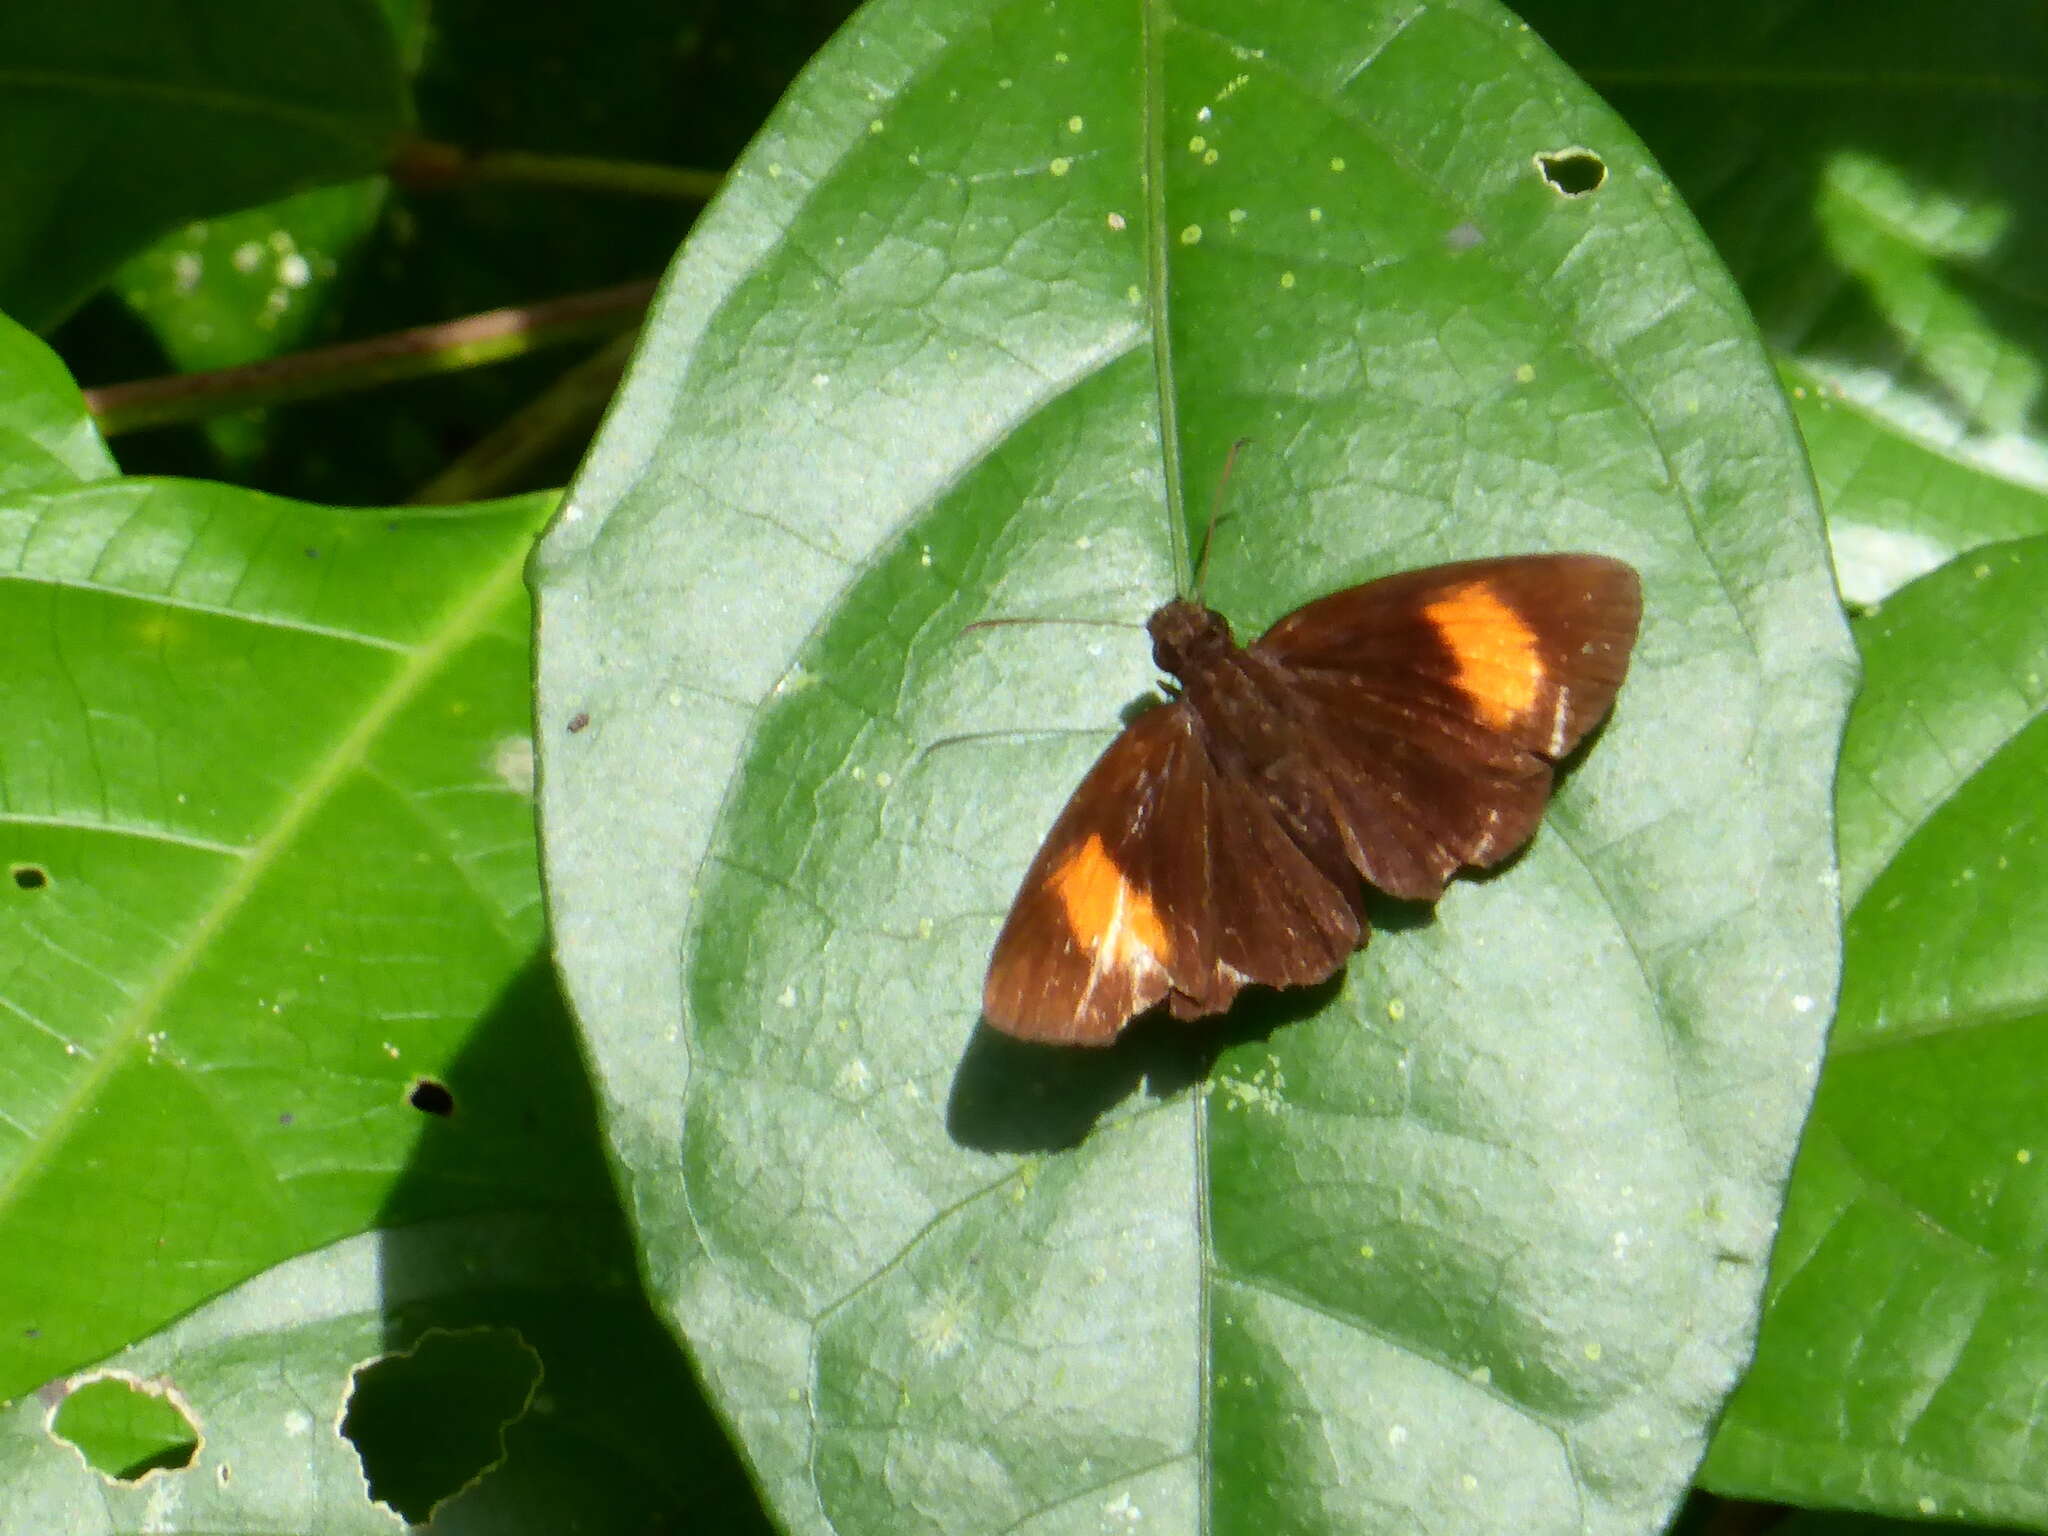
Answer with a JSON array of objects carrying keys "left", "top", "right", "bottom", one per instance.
[
  {"left": 1703, "top": 537, "right": 2048, "bottom": 1527},
  {"left": 0, "top": 318, "right": 769, "bottom": 1527},
  {"left": 0, "top": 0, "right": 408, "bottom": 329},
  {"left": 0, "top": 313, "right": 117, "bottom": 493},
  {"left": 1786, "top": 364, "right": 2048, "bottom": 609},
  {"left": 1514, "top": 2, "right": 2048, "bottom": 603},
  {"left": 0, "top": 458, "right": 560, "bottom": 1400},
  {"left": 0, "top": 318, "right": 561, "bottom": 1375},
  {"left": 534, "top": 0, "right": 1853, "bottom": 1531}
]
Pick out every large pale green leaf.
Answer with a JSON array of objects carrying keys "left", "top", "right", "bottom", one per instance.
[
  {"left": 534, "top": 0, "right": 1852, "bottom": 1531},
  {"left": 0, "top": 0, "right": 408, "bottom": 329},
  {"left": 1702, "top": 537, "right": 2048, "bottom": 1528}
]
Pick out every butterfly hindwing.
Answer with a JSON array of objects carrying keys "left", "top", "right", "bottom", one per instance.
[
  {"left": 1262, "top": 666, "right": 1557, "bottom": 899},
  {"left": 982, "top": 701, "right": 1360, "bottom": 1043}
]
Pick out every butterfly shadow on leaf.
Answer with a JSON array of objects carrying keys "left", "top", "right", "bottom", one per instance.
[{"left": 945, "top": 973, "right": 1343, "bottom": 1154}]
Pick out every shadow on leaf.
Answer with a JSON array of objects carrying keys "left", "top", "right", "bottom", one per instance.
[
  {"left": 369, "top": 949, "right": 771, "bottom": 1532},
  {"left": 947, "top": 971, "right": 1345, "bottom": 1153}
]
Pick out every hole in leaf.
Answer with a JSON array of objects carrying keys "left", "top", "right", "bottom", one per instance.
[
  {"left": 1536, "top": 148, "right": 1606, "bottom": 197},
  {"left": 408, "top": 1078, "right": 455, "bottom": 1116},
  {"left": 342, "top": 1327, "right": 540, "bottom": 1522},
  {"left": 48, "top": 1374, "right": 200, "bottom": 1481},
  {"left": 12, "top": 865, "right": 49, "bottom": 890}
]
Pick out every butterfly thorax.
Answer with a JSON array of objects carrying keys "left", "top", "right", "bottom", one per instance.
[
  {"left": 1147, "top": 598, "right": 1239, "bottom": 679},
  {"left": 1148, "top": 597, "right": 1308, "bottom": 785}
]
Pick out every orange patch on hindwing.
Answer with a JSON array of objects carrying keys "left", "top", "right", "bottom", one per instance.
[
  {"left": 1423, "top": 582, "right": 1543, "bottom": 728},
  {"left": 1050, "top": 834, "right": 1171, "bottom": 965}
]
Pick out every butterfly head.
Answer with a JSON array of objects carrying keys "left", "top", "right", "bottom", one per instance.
[{"left": 1148, "top": 598, "right": 1236, "bottom": 679}]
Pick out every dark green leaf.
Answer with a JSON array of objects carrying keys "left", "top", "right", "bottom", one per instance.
[
  {"left": 0, "top": 0, "right": 408, "bottom": 329},
  {"left": 535, "top": 0, "right": 1853, "bottom": 1531},
  {"left": 1515, "top": 1, "right": 2048, "bottom": 603}
]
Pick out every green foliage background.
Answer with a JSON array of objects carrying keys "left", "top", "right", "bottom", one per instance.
[{"left": 1, "top": 1, "right": 2044, "bottom": 1533}]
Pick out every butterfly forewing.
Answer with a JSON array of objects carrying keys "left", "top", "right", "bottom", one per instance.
[{"left": 1257, "top": 554, "right": 1641, "bottom": 758}]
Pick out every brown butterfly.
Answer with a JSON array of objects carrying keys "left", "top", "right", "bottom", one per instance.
[{"left": 982, "top": 554, "right": 1642, "bottom": 1045}]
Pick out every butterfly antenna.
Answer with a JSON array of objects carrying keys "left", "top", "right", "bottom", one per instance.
[{"left": 1195, "top": 437, "right": 1253, "bottom": 603}]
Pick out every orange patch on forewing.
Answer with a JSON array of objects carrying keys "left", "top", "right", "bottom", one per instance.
[
  {"left": 1049, "top": 834, "right": 1172, "bottom": 966},
  {"left": 1424, "top": 582, "right": 1544, "bottom": 728}
]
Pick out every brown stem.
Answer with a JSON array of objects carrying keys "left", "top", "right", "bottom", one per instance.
[
  {"left": 389, "top": 137, "right": 723, "bottom": 202},
  {"left": 82, "top": 280, "right": 657, "bottom": 436}
]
